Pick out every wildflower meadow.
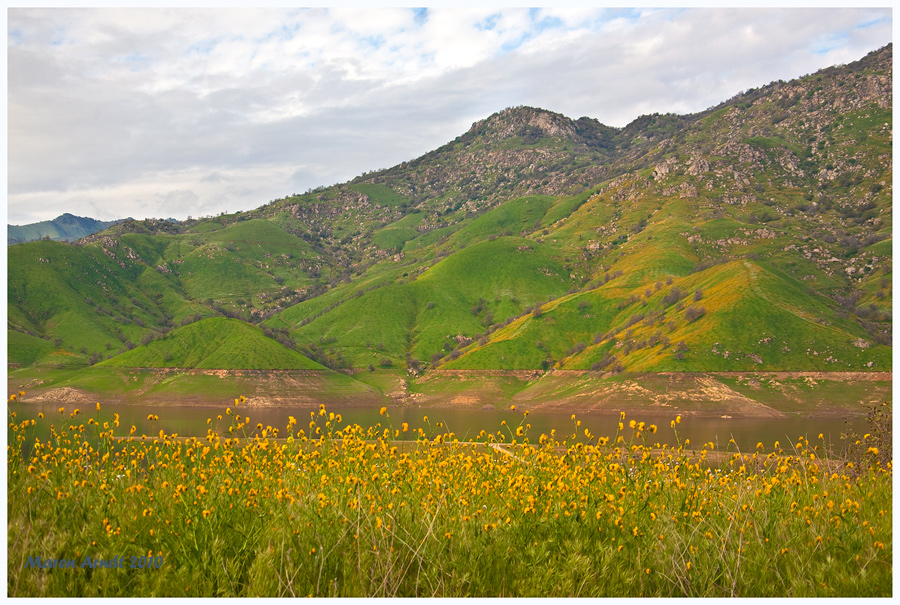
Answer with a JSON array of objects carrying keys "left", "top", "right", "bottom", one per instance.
[{"left": 7, "top": 394, "right": 892, "bottom": 597}]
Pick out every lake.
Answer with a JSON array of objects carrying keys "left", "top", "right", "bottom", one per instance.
[{"left": 9, "top": 399, "right": 866, "bottom": 454}]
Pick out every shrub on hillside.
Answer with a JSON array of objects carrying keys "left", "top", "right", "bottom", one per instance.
[
  {"left": 590, "top": 352, "right": 617, "bottom": 372},
  {"left": 662, "top": 287, "right": 683, "bottom": 306},
  {"left": 625, "top": 313, "right": 645, "bottom": 328},
  {"left": 567, "top": 342, "right": 587, "bottom": 356},
  {"left": 685, "top": 306, "right": 706, "bottom": 322}
]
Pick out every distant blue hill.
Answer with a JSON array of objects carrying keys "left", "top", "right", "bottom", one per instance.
[{"left": 8, "top": 213, "right": 129, "bottom": 245}]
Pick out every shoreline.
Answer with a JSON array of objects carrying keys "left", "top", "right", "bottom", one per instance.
[
  {"left": 9, "top": 368, "right": 890, "bottom": 419},
  {"left": 12, "top": 395, "right": 871, "bottom": 419}
]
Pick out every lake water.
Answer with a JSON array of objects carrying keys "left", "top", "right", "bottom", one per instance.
[{"left": 9, "top": 399, "right": 865, "bottom": 454}]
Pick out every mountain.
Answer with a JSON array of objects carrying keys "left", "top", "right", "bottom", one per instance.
[
  {"left": 7, "top": 45, "right": 892, "bottom": 406},
  {"left": 8, "top": 213, "right": 129, "bottom": 245}
]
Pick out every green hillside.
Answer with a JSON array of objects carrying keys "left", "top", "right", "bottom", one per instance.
[
  {"left": 445, "top": 259, "right": 890, "bottom": 372},
  {"left": 100, "top": 317, "right": 326, "bottom": 370},
  {"left": 6, "top": 45, "right": 892, "bottom": 399},
  {"left": 273, "top": 236, "right": 576, "bottom": 367},
  {"left": 8, "top": 330, "right": 56, "bottom": 366},
  {"left": 7, "top": 239, "right": 186, "bottom": 364}
]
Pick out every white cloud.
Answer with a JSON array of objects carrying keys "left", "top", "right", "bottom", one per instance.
[{"left": 7, "top": 7, "right": 892, "bottom": 224}]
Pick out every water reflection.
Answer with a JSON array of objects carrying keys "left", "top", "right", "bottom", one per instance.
[{"left": 10, "top": 399, "right": 864, "bottom": 455}]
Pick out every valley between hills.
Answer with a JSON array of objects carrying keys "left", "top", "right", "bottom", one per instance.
[{"left": 8, "top": 45, "right": 892, "bottom": 417}]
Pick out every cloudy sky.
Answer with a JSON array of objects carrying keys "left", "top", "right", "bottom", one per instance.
[{"left": 6, "top": 6, "right": 892, "bottom": 224}]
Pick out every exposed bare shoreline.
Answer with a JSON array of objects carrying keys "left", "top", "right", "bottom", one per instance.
[{"left": 9, "top": 369, "right": 891, "bottom": 419}]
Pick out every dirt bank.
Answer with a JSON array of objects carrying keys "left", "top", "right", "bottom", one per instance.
[
  {"left": 9, "top": 369, "right": 891, "bottom": 418},
  {"left": 402, "top": 370, "right": 892, "bottom": 417}
]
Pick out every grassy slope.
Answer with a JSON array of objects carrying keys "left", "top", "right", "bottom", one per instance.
[
  {"left": 445, "top": 196, "right": 555, "bottom": 249},
  {"left": 100, "top": 318, "right": 327, "bottom": 370},
  {"left": 8, "top": 331, "right": 57, "bottom": 366},
  {"left": 176, "top": 220, "right": 315, "bottom": 301},
  {"left": 7, "top": 219, "right": 326, "bottom": 365},
  {"left": 447, "top": 259, "right": 890, "bottom": 372},
  {"left": 8, "top": 184, "right": 890, "bottom": 375},
  {"left": 7, "top": 240, "right": 174, "bottom": 361},
  {"left": 278, "top": 236, "right": 575, "bottom": 367},
  {"left": 349, "top": 183, "right": 410, "bottom": 208},
  {"left": 371, "top": 212, "right": 427, "bottom": 250}
]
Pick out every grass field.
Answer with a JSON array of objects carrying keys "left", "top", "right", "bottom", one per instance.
[{"left": 7, "top": 394, "right": 891, "bottom": 597}]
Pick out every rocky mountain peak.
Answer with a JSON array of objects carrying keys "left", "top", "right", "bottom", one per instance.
[{"left": 467, "top": 106, "right": 578, "bottom": 143}]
